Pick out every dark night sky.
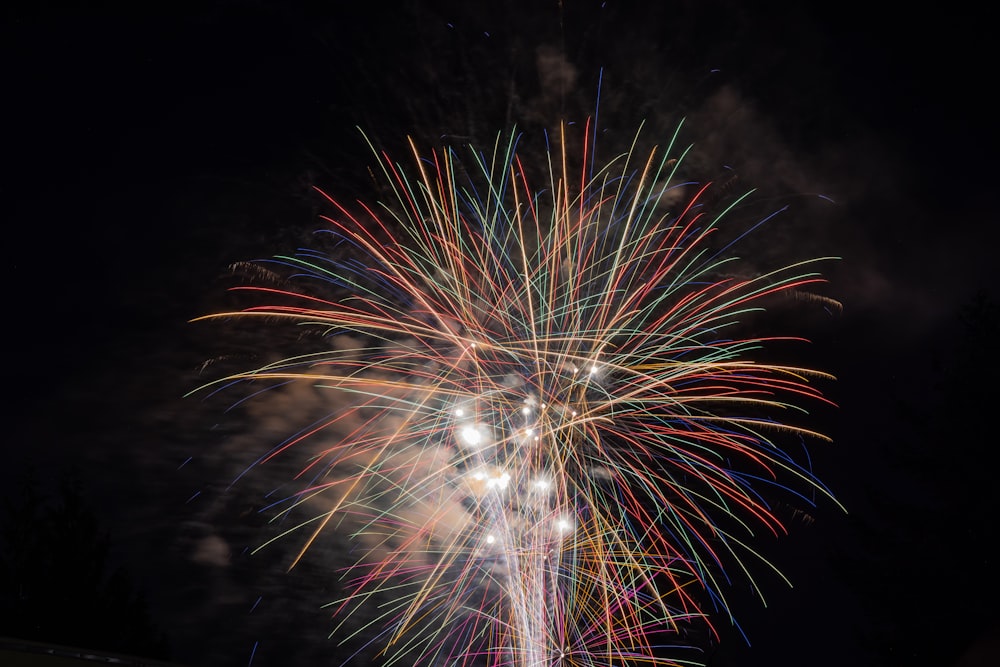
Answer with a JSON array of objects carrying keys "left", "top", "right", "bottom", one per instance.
[{"left": 4, "top": 1, "right": 998, "bottom": 666}]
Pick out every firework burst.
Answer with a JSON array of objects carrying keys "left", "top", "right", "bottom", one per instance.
[{"left": 191, "top": 119, "right": 839, "bottom": 666}]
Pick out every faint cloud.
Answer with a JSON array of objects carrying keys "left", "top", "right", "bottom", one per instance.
[{"left": 191, "top": 534, "right": 231, "bottom": 566}]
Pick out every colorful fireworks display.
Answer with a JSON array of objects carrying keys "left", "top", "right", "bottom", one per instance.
[{"left": 190, "top": 119, "right": 840, "bottom": 666}]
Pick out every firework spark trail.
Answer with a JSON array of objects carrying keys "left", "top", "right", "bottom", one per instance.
[{"left": 191, "top": 119, "right": 840, "bottom": 666}]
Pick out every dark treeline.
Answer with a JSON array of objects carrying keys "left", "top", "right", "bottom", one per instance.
[
  {"left": 840, "top": 292, "right": 1000, "bottom": 666},
  {"left": 0, "top": 468, "right": 170, "bottom": 660}
]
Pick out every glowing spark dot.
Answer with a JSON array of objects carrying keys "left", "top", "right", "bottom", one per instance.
[
  {"left": 486, "top": 473, "right": 511, "bottom": 490},
  {"left": 461, "top": 425, "right": 483, "bottom": 446}
]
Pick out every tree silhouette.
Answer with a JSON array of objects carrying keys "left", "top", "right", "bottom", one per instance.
[
  {"left": 841, "top": 292, "right": 1000, "bottom": 666},
  {"left": 0, "top": 467, "right": 170, "bottom": 659}
]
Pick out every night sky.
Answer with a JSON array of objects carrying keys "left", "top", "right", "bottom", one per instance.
[{"left": 4, "top": 1, "right": 998, "bottom": 666}]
